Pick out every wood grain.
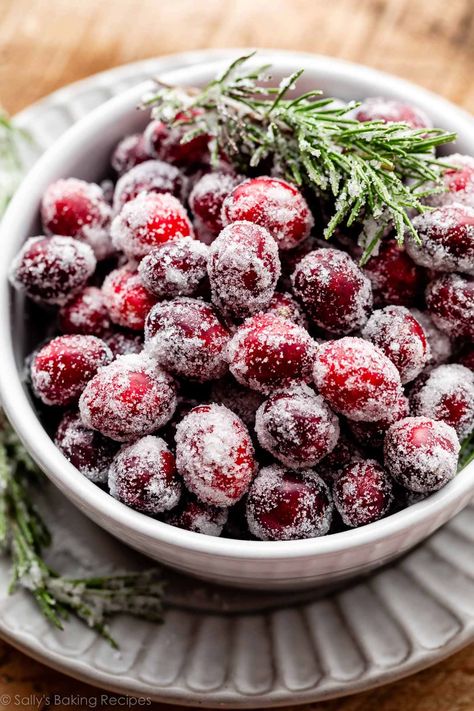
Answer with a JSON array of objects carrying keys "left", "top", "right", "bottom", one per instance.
[{"left": 0, "top": 0, "right": 473, "bottom": 709}]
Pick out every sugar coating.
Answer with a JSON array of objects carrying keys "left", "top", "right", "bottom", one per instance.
[
  {"left": 265, "top": 291, "right": 308, "bottom": 327},
  {"left": 354, "top": 97, "right": 432, "bottom": 128},
  {"left": 139, "top": 236, "right": 209, "bottom": 298},
  {"left": 79, "top": 353, "right": 177, "bottom": 442},
  {"left": 363, "top": 239, "right": 426, "bottom": 307},
  {"left": 409, "top": 308, "right": 452, "bottom": 366},
  {"left": 113, "top": 159, "right": 185, "bottom": 212},
  {"left": 102, "top": 266, "right": 158, "bottom": 331},
  {"left": 410, "top": 364, "right": 474, "bottom": 440},
  {"left": 425, "top": 154, "right": 474, "bottom": 209},
  {"left": 211, "top": 377, "right": 264, "bottom": 429},
  {"left": 111, "top": 133, "right": 149, "bottom": 175},
  {"left": 317, "top": 432, "right": 364, "bottom": 483},
  {"left": 165, "top": 497, "right": 228, "bottom": 537},
  {"left": 348, "top": 394, "right": 409, "bottom": 450},
  {"left": 189, "top": 171, "right": 242, "bottom": 235},
  {"left": 108, "top": 435, "right": 181, "bottom": 514},
  {"left": 144, "top": 297, "right": 230, "bottom": 382},
  {"left": 425, "top": 273, "right": 474, "bottom": 340},
  {"left": 246, "top": 464, "right": 333, "bottom": 541},
  {"left": 59, "top": 286, "right": 110, "bottom": 336},
  {"left": 55, "top": 411, "right": 118, "bottom": 484},
  {"left": 9, "top": 235, "right": 96, "bottom": 306},
  {"left": 384, "top": 416, "right": 460, "bottom": 493},
  {"left": 291, "top": 248, "right": 373, "bottom": 335},
  {"left": 255, "top": 383, "right": 340, "bottom": 469},
  {"left": 175, "top": 404, "right": 256, "bottom": 507},
  {"left": 103, "top": 330, "right": 143, "bottom": 358},
  {"left": 208, "top": 221, "right": 281, "bottom": 320},
  {"left": 333, "top": 459, "right": 393, "bottom": 528}
]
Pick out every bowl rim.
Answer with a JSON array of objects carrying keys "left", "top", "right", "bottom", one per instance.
[{"left": 1, "top": 49, "right": 473, "bottom": 562}]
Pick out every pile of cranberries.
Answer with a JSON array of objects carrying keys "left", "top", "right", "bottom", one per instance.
[{"left": 9, "top": 96, "right": 474, "bottom": 542}]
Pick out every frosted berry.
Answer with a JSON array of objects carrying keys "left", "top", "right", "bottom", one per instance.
[
  {"left": 79, "top": 353, "right": 177, "bottom": 442},
  {"left": 108, "top": 435, "right": 181, "bottom": 514},
  {"left": 318, "top": 432, "right": 364, "bottom": 482},
  {"left": 189, "top": 171, "right": 242, "bottom": 236},
  {"left": 313, "top": 337, "right": 403, "bottom": 421},
  {"left": 103, "top": 329, "right": 143, "bottom": 358},
  {"left": 55, "top": 411, "right": 118, "bottom": 484},
  {"left": 165, "top": 496, "right": 228, "bottom": 536},
  {"left": 41, "top": 178, "right": 113, "bottom": 259},
  {"left": 139, "top": 236, "right": 209, "bottom": 298},
  {"left": 175, "top": 404, "right": 256, "bottom": 507},
  {"left": 333, "top": 460, "right": 393, "bottom": 528},
  {"left": 145, "top": 298, "right": 230, "bottom": 382},
  {"left": 222, "top": 176, "right": 314, "bottom": 250},
  {"left": 111, "top": 133, "right": 150, "bottom": 175},
  {"left": 9, "top": 235, "right": 96, "bottom": 306},
  {"left": 363, "top": 239, "right": 426, "bottom": 307},
  {"left": 211, "top": 377, "right": 264, "bottom": 429},
  {"left": 292, "top": 248, "right": 373, "bottom": 335},
  {"left": 425, "top": 273, "right": 474, "bottom": 340},
  {"left": 208, "top": 221, "right": 280, "bottom": 320},
  {"left": 31, "top": 335, "right": 113, "bottom": 406},
  {"left": 425, "top": 154, "right": 474, "bottom": 209},
  {"left": 111, "top": 192, "right": 194, "bottom": 260},
  {"left": 102, "top": 266, "right": 158, "bottom": 331},
  {"left": 255, "top": 384, "right": 340, "bottom": 469},
  {"left": 265, "top": 291, "right": 307, "bottom": 327},
  {"left": 113, "top": 159, "right": 185, "bottom": 212},
  {"left": 144, "top": 112, "right": 209, "bottom": 167},
  {"left": 59, "top": 286, "right": 110, "bottom": 336},
  {"left": 410, "top": 308, "right": 452, "bottom": 365},
  {"left": 142, "top": 120, "right": 169, "bottom": 159},
  {"left": 410, "top": 364, "right": 474, "bottom": 439},
  {"left": 362, "top": 305, "right": 430, "bottom": 383},
  {"left": 227, "top": 313, "right": 316, "bottom": 394},
  {"left": 406, "top": 204, "right": 474, "bottom": 275},
  {"left": 348, "top": 394, "right": 409, "bottom": 450},
  {"left": 354, "top": 98, "right": 431, "bottom": 129},
  {"left": 246, "top": 464, "right": 332, "bottom": 541},
  {"left": 384, "top": 416, "right": 460, "bottom": 493}
]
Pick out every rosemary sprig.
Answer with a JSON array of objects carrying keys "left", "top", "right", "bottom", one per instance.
[
  {"left": 0, "top": 109, "right": 29, "bottom": 215},
  {"left": 145, "top": 53, "right": 456, "bottom": 261},
  {"left": 459, "top": 432, "right": 474, "bottom": 470}
]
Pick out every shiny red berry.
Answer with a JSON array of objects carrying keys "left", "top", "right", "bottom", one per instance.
[{"left": 102, "top": 266, "right": 158, "bottom": 331}]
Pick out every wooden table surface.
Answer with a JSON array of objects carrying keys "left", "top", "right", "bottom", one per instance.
[{"left": 0, "top": 0, "right": 473, "bottom": 709}]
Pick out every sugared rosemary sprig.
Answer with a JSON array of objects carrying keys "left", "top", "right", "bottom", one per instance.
[
  {"left": 145, "top": 53, "right": 456, "bottom": 261},
  {"left": 0, "top": 109, "right": 29, "bottom": 215}
]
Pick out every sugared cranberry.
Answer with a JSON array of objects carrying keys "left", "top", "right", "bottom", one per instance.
[
  {"left": 208, "top": 221, "right": 280, "bottom": 320},
  {"left": 103, "top": 329, "right": 143, "bottom": 358},
  {"left": 363, "top": 239, "right": 426, "bottom": 307},
  {"left": 410, "top": 308, "right": 452, "bottom": 365},
  {"left": 175, "top": 404, "right": 256, "bottom": 507},
  {"left": 113, "top": 160, "right": 185, "bottom": 212},
  {"left": 333, "top": 460, "right": 393, "bottom": 528},
  {"left": 246, "top": 464, "right": 332, "bottom": 541},
  {"left": 145, "top": 298, "right": 230, "bottom": 382},
  {"left": 406, "top": 204, "right": 474, "bottom": 275},
  {"left": 425, "top": 154, "right": 474, "bottom": 208},
  {"left": 144, "top": 113, "right": 210, "bottom": 167},
  {"left": 227, "top": 313, "right": 316, "bottom": 394},
  {"left": 108, "top": 435, "right": 181, "bottom": 514},
  {"left": 59, "top": 286, "right": 110, "bottom": 336},
  {"left": 425, "top": 273, "right": 474, "bottom": 340},
  {"left": 31, "top": 335, "right": 112, "bottom": 406},
  {"left": 318, "top": 432, "right": 364, "bottom": 482},
  {"left": 41, "top": 178, "right": 113, "bottom": 259},
  {"left": 264, "top": 291, "right": 307, "bottom": 327},
  {"left": 9, "top": 235, "right": 96, "bottom": 306},
  {"left": 458, "top": 345, "right": 474, "bottom": 371},
  {"left": 348, "top": 394, "right": 409, "bottom": 450},
  {"left": 142, "top": 120, "right": 169, "bottom": 159},
  {"left": 111, "top": 133, "right": 150, "bottom": 176},
  {"left": 410, "top": 364, "right": 474, "bottom": 439},
  {"left": 222, "top": 177, "right": 314, "bottom": 250},
  {"left": 211, "top": 377, "right": 264, "bottom": 429},
  {"left": 79, "top": 354, "right": 177, "bottom": 442},
  {"left": 102, "top": 266, "right": 158, "bottom": 331},
  {"left": 292, "top": 248, "right": 372, "bottom": 335},
  {"left": 354, "top": 98, "right": 431, "bottom": 129},
  {"left": 139, "top": 237, "right": 209, "bottom": 298},
  {"left": 362, "top": 305, "right": 429, "bottom": 383},
  {"left": 55, "top": 410, "right": 118, "bottom": 483},
  {"left": 255, "top": 384, "right": 340, "bottom": 469},
  {"left": 111, "top": 192, "right": 194, "bottom": 260},
  {"left": 189, "top": 171, "right": 242, "bottom": 237},
  {"left": 384, "top": 416, "right": 460, "bottom": 492},
  {"left": 313, "top": 337, "right": 403, "bottom": 421},
  {"left": 165, "top": 495, "right": 228, "bottom": 536}
]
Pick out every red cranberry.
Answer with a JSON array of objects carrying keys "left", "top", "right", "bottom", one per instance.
[
  {"left": 425, "top": 154, "right": 474, "bottom": 208},
  {"left": 410, "top": 364, "right": 474, "bottom": 439},
  {"left": 31, "top": 335, "right": 113, "bottom": 406},
  {"left": 333, "top": 460, "right": 393, "bottom": 528},
  {"left": 142, "top": 120, "right": 169, "bottom": 158},
  {"left": 111, "top": 192, "right": 194, "bottom": 260},
  {"left": 210, "top": 377, "right": 264, "bottom": 429},
  {"left": 227, "top": 313, "right": 316, "bottom": 394},
  {"left": 175, "top": 404, "right": 256, "bottom": 507},
  {"left": 265, "top": 291, "right": 307, "bottom": 327},
  {"left": 406, "top": 204, "right": 474, "bottom": 275},
  {"left": 363, "top": 239, "right": 426, "bottom": 307},
  {"left": 103, "top": 329, "right": 143, "bottom": 358},
  {"left": 108, "top": 435, "right": 181, "bottom": 514},
  {"left": 189, "top": 171, "right": 242, "bottom": 236},
  {"left": 458, "top": 345, "right": 474, "bottom": 371},
  {"left": 222, "top": 176, "right": 314, "bottom": 251},
  {"left": 9, "top": 235, "right": 96, "bottom": 306},
  {"left": 354, "top": 98, "right": 431, "bottom": 129},
  {"left": 313, "top": 337, "right": 403, "bottom": 422},
  {"left": 425, "top": 273, "right": 474, "bottom": 340},
  {"left": 410, "top": 308, "right": 452, "bottom": 365},
  {"left": 144, "top": 113, "right": 210, "bottom": 167},
  {"left": 79, "top": 353, "right": 177, "bottom": 442},
  {"left": 113, "top": 160, "right": 185, "bottom": 212},
  {"left": 59, "top": 286, "right": 110, "bottom": 336},
  {"left": 255, "top": 384, "right": 340, "bottom": 469},
  {"left": 41, "top": 178, "right": 113, "bottom": 259},
  {"left": 246, "top": 464, "right": 332, "bottom": 541},
  {"left": 384, "top": 416, "right": 460, "bottom": 492},
  {"left": 111, "top": 133, "right": 150, "bottom": 175},
  {"left": 362, "top": 305, "right": 429, "bottom": 383},
  {"left": 348, "top": 394, "right": 409, "bottom": 450},
  {"left": 208, "top": 221, "right": 280, "bottom": 320},
  {"left": 165, "top": 496, "right": 228, "bottom": 536},
  {"left": 291, "top": 248, "right": 373, "bottom": 335},
  {"left": 138, "top": 237, "right": 209, "bottom": 298},
  {"left": 318, "top": 432, "right": 364, "bottom": 482},
  {"left": 102, "top": 266, "right": 158, "bottom": 331},
  {"left": 55, "top": 410, "right": 118, "bottom": 483},
  {"left": 145, "top": 298, "right": 230, "bottom": 382}
]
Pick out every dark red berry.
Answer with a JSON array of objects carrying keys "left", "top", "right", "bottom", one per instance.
[
  {"left": 348, "top": 394, "right": 409, "bottom": 450},
  {"left": 425, "top": 273, "right": 474, "bottom": 340},
  {"left": 55, "top": 410, "right": 118, "bottom": 483},
  {"left": 111, "top": 133, "right": 150, "bottom": 176},
  {"left": 165, "top": 495, "right": 228, "bottom": 536},
  {"left": 264, "top": 291, "right": 307, "bottom": 327},
  {"left": 354, "top": 98, "right": 431, "bottom": 129},
  {"left": 139, "top": 237, "right": 209, "bottom": 299},
  {"left": 363, "top": 239, "right": 426, "bottom": 307},
  {"left": 103, "top": 329, "right": 143, "bottom": 358},
  {"left": 189, "top": 171, "right": 242, "bottom": 236},
  {"left": 333, "top": 460, "right": 393, "bottom": 528},
  {"left": 113, "top": 160, "right": 185, "bottom": 212},
  {"left": 102, "top": 266, "right": 158, "bottom": 331},
  {"left": 425, "top": 154, "right": 474, "bottom": 208},
  {"left": 59, "top": 286, "right": 110, "bottom": 336}
]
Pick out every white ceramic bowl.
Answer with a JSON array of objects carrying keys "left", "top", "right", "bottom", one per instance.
[{"left": 1, "top": 51, "right": 473, "bottom": 591}]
